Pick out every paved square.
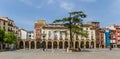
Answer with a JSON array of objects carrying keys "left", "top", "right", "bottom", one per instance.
[{"left": 0, "top": 48, "right": 120, "bottom": 59}]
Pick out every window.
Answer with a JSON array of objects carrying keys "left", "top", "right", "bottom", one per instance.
[
  {"left": 54, "top": 33, "right": 57, "bottom": 40},
  {"left": 29, "top": 35, "right": 31, "bottom": 37},
  {"left": 91, "top": 36, "right": 94, "bottom": 40},
  {"left": 60, "top": 31, "right": 62, "bottom": 40},
  {"left": 3, "top": 22, "right": 5, "bottom": 25},
  {"left": 86, "top": 28, "right": 88, "bottom": 30},
  {"left": 48, "top": 31, "right": 51, "bottom": 38}
]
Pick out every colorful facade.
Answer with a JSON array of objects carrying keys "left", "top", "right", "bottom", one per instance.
[{"left": 18, "top": 20, "right": 97, "bottom": 49}]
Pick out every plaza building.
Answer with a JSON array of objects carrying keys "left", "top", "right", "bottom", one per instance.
[
  {"left": 108, "top": 25, "right": 120, "bottom": 48},
  {"left": 0, "top": 17, "right": 18, "bottom": 33},
  {"left": 18, "top": 20, "right": 98, "bottom": 49},
  {"left": 0, "top": 17, "right": 18, "bottom": 49},
  {"left": 99, "top": 25, "right": 120, "bottom": 48}
]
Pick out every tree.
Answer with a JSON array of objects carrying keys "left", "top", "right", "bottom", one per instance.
[
  {"left": 4, "top": 32, "right": 17, "bottom": 44},
  {"left": 0, "top": 27, "right": 5, "bottom": 50},
  {"left": 53, "top": 11, "right": 88, "bottom": 48},
  {"left": 0, "top": 29, "right": 5, "bottom": 43}
]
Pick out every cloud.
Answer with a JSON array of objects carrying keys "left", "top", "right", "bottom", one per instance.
[
  {"left": 19, "top": 0, "right": 33, "bottom": 6},
  {"left": 48, "top": 0, "right": 54, "bottom": 4},
  {"left": 79, "top": 0, "right": 96, "bottom": 2},
  {"left": 59, "top": 1, "right": 75, "bottom": 11}
]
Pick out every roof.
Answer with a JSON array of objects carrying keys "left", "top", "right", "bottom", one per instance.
[{"left": 0, "top": 17, "right": 9, "bottom": 22}]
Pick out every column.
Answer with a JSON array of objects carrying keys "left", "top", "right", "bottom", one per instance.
[
  {"left": 89, "top": 41, "right": 91, "bottom": 48},
  {"left": 57, "top": 41, "right": 59, "bottom": 49},
  {"left": 68, "top": 41, "right": 70, "bottom": 48},
  {"left": 52, "top": 41, "right": 53, "bottom": 49},
  {"left": 29, "top": 41, "right": 31, "bottom": 49},
  {"left": 17, "top": 41, "right": 20, "bottom": 49},
  {"left": 23, "top": 41, "right": 25, "bottom": 49},
  {"left": 79, "top": 41, "right": 80, "bottom": 48},
  {"left": 94, "top": 40, "right": 96, "bottom": 48},
  {"left": 35, "top": 41, "right": 37, "bottom": 49},
  {"left": 46, "top": 41, "right": 48, "bottom": 49},
  {"left": 63, "top": 41, "right": 65, "bottom": 49},
  {"left": 73, "top": 41, "right": 75, "bottom": 49},
  {"left": 84, "top": 40, "right": 86, "bottom": 48}
]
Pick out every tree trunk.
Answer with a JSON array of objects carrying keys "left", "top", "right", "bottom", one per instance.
[{"left": 0, "top": 43, "right": 3, "bottom": 51}]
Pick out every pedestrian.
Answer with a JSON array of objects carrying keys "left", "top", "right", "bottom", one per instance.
[
  {"left": 43, "top": 47, "right": 45, "bottom": 51},
  {"left": 110, "top": 46, "right": 112, "bottom": 51}
]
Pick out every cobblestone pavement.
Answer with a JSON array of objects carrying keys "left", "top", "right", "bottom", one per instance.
[{"left": 0, "top": 48, "right": 120, "bottom": 59}]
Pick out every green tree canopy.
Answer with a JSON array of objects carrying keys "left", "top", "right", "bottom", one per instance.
[
  {"left": 53, "top": 11, "right": 88, "bottom": 48},
  {"left": 4, "top": 32, "right": 17, "bottom": 44},
  {"left": 0, "top": 28, "right": 5, "bottom": 43}
]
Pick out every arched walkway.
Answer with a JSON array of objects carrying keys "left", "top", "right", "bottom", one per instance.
[
  {"left": 48, "top": 41, "right": 52, "bottom": 49},
  {"left": 19, "top": 41, "right": 24, "bottom": 49},
  {"left": 75, "top": 41, "right": 79, "bottom": 48},
  {"left": 42, "top": 41, "right": 46, "bottom": 48},
  {"left": 53, "top": 41, "right": 57, "bottom": 49},
  {"left": 64, "top": 41, "right": 68, "bottom": 49},
  {"left": 80, "top": 41, "right": 84, "bottom": 48},
  {"left": 25, "top": 41, "right": 29, "bottom": 48},
  {"left": 91, "top": 41, "right": 94, "bottom": 48},
  {"left": 86, "top": 41, "right": 89, "bottom": 48},
  {"left": 70, "top": 41, "right": 73, "bottom": 48},
  {"left": 36, "top": 41, "right": 41, "bottom": 49},
  {"left": 31, "top": 41, "right": 35, "bottom": 49},
  {"left": 59, "top": 41, "right": 63, "bottom": 49}
]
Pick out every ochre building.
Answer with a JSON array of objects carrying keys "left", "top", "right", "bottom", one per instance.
[{"left": 18, "top": 20, "right": 98, "bottom": 49}]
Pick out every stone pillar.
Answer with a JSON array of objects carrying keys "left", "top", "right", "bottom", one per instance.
[
  {"left": 63, "top": 41, "right": 65, "bottom": 49},
  {"left": 89, "top": 41, "right": 91, "bottom": 48},
  {"left": 46, "top": 41, "right": 48, "bottom": 49},
  {"left": 79, "top": 41, "right": 80, "bottom": 48},
  {"left": 68, "top": 41, "right": 70, "bottom": 48},
  {"left": 17, "top": 41, "right": 20, "bottom": 49},
  {"left": 52, "top": 41, "right": 53, "bottom": 49},
  {"left": 57, "top": 41, "right": 59, "bottom": 49},
  {"left": 35, "top": 41, "right": 36, "bottom": 49},
  {"left": 104, "top": 43, "right": 106, "bottom": 48},
  {"left": 29, "top": 41, "right": 31, "bottom": 49},
  {"left": 5, "top": 43, "right": 8, "bottom": 49},
  {"left": 94, "top": 40, "right": 96, "bottom": 48},
  {"left": 23, "top": 41, "right": 25, "bottom": 49},
  {"left": 73, "top": 41, "right": 75, "bottom": 49},
  {"left": 84, "top": 40, "right": 86, "bottom": 48}
]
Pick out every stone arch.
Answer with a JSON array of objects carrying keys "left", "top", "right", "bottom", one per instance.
[
  {"left": 53, "top": 41, "right": 57, "bottom": 49},
  {"left": 36, "top": 41, "right": 41, "bottom": 49},
  {"left": 91, "top": 41, "right": 94, "bottom": 48},
  {"left": 75, "top": 41, "right": 79, "bottom": 48},
  {"left": 19, "top": 41, "right": 24, "bottom": 49},
  {"left": 70, "top": 41, "right": 73, "bottom": 48},
  {"left": 31, "top": 41, "right": 35, "bottom": 49},
  {"left": 64, "top": 41, "right": 68, "bottom": 49},
  {"left": 25, "top": 41, "right": 29, "bottom": 48},
  {"left": 59, "top": 41, "right": 63, "bottom": 49},
  {"left": 80, "top": 41, "right": 84, "bottom": 48},
  {"left": 48, "top": 41, "right": 52, "bottom": 49},
  {"left": 86, "top": 41, "right": 89, "bottom": 48},
  {"left": 42, "top": 41, "right": 46, "bottom": 48}
]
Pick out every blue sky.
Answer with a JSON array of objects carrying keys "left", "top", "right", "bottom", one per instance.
[{"left": 0, "top": 0, "right": 120, "bottom": 31}]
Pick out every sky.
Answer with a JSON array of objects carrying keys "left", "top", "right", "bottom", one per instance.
[{"left": 0, "top": 0, "right": 120, "bottom": 31}]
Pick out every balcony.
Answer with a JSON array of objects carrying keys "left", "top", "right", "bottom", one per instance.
[
  {"left": 76, "top": 38, "right": 79, "bottom": 40},
  {"left": 8, "top": 23, "right": 14, "bottom": 26},
  {"left": 60, "top": 37, "right": 63, "bottom": 40}
]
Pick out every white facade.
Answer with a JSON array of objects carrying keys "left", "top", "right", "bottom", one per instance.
[
  {"left": 41, "top": 27, "right": 96, "bottom": 40},
  {"left": 20, "top": 29, "right": 28, "bottom": 39},
  {"left": 19, "top": 29, "right": 34, "bottom": 39},
  {"left": 27, "top": 31, "right": 34, "bottom": 39}
]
